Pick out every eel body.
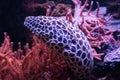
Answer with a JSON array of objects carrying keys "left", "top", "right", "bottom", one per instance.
[{"left": 24, "top": 16, "right": 93, "bottom": 80}]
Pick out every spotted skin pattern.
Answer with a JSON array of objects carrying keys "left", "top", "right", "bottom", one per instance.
[{"left": 24, "top": 16, "right": 94, "bottom": 80}]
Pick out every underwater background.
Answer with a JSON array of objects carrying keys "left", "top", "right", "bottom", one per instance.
[{"left": 0, "top": 0, "right": 120, "bottom": 80}]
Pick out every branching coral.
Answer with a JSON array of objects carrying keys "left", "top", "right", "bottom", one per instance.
[
  {"left": 0, "top": 32, "right": 24, "bottom": 80},
  {"left": 0, "top": 33, "right": 70, "bottom": 80},
  {"left": 71, "top": 0, "right": 116, "bottom": 60}
]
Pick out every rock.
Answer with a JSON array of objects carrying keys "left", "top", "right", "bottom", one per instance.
[
  {"left": 104, "top": 47, "right": 120, "bottom": 62},
  {"left": 106, "top": 19, "right": 120, "bottom": 31},
  {"left": 93, "top": 7, "right": 107, "bottom": 17}
]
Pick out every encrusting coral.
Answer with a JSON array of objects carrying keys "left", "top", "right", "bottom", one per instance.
[{"left": 0, "top": 32, "right": 70, "bottom": 80}]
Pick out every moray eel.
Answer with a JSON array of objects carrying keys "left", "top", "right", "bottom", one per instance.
[{"left": 24, "top": 16, "right": 94, "bottom": 80}]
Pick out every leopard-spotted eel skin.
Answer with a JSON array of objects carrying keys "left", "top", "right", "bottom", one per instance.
[{"left": 24, "top": 16, "right": 94, "bottom": 80}]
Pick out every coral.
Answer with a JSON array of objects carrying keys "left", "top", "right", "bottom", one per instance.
[
  {"left": 0, "top": 32, "right": 70, "bottom": 80},
  {"left": 50, "top": 3, "right": 71, "bottom": 17},
  {"left": 23, "top": 0, "right": 73, "bottom": 17},
  {"left": 71, "top": 0, "right": 117, "bottom": 60},
  {"left": 0, "top": 0, "right": 119, "bottom": 79}
]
